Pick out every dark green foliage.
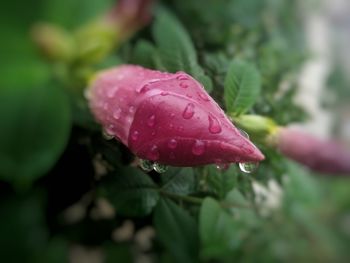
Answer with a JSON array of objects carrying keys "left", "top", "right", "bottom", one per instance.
[{"left": 0, "top": 0, "right": 349, "bottom": 262}]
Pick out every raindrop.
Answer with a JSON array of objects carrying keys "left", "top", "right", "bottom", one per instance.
[
  {"left": 147, "top": 145, "right": 159, "bottom": 161},
  {"left": 182, "top": 103, "right": 195, "bottom": 119},
  {"left": 208, "top": 114, "right": 222, "bottom": 134},
  {"left": 180, "top": 82, "right": 188, "bottom": 88},
  {"left": 140, "top": 159, "right": 153, "bottom": 172},
  {"left": 113, "top": 108, "right": 122, "bottom": 120},
  {"left": 161, "top": 91, "right": 169, "bottom": 96},
  {"left": 136, "top": 83, "right": 150, "bottom": 93},
  {"left": 102, "top": 127, "right": 114, "bottom": 140},
  {"left": 176, "top": 74, "right": 189, "bottom": 81},
  {"left": 239, "top": 129, "right": 249, "bottom": 139},
  {"left": 131, "top": 130, "right": 139, "bottom": 141},
  {"left": 186, "top": 93, "right": 193, "bottom": 98},
  {"left": 168, "top": 139, "right": 178, "bottom": 149},
  {"left": 129, "top": 106, "right": 135, "bottom": 113},
  {"left": 238, "top": 162, "right": 258, "bottom": 174},
  {"left": 153, "top": 163, "right": 168, "bottom": 173},
  {"left": 192, "top": 140, "right": 205, "bottom": 156},
  {"left": 216, "top": 163, "right": 230, "bottom": 171},
  {"left": 198, "top": 92, "right": 210, "bottom": 101},
  {"left": 147, "top": 114, "right": 156, "bottom": 127},
  {"left": 170, "top": 113, "right": 175, "bottom": 118}
]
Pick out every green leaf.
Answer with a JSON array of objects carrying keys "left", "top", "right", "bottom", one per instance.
[
  {"left": 131, "top": 40, "right": 156, "bottom": 69},
  {"left": 0, "top": 193, "right": 48, "bottom": 262},
  {"left": 160, "top": 167, "right": 195, "bottom": 195},
  {"left": 154, "top": 198, "right": 198, "bottom": 263},
  {"left": 101, "top": 167, "right": 159, "bottom": 217},
  {"left": 199, "top": 197, "right": 242, "bottom": 260},
  {"left": 0, "top": 81, "right": 71, "bottom": 188},
  {"left": 224, "top": 59, "right": 261, "bottom": 115},
  {"left": 152, "top": 9, "right": 212, "bottom": 92},
  {"left": 206, "top": 165, "right": 238, "bottom": 199}
]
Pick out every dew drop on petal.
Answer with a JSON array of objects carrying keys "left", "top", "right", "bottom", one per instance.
[
  {"left": 216, "top": 163, "right": 230, "bottom": 171},
  {"left": 113, "top": 108, "right": 122, "bottom": 120},
  {"left": 147, "top": 145, "right": 159, "bottom": 161},
  {"left": 168, "top": 139, "right": 178, "bottom": 149},
  {"left": 131, "top": 130, "right": 139, "bottom": 141},
  {"left": 183, "top": 103, "right": 195, "bottom": 119},
  {"left": 176, "top": 74, "right": 189, "bottom": 81},
  {"left": 102, "top": 126, "right": 114, "bottom": 140},
  {"left": 239, "top": 129, "right": 249, "bottom": 139},
  {"left": 140, "top": 159, "right": 153, "bottom": 172},
  {"left": 136, "top": 83, "right": 150, "bottom": 93},
  {"left": 208, "top": 114, "right": 222, "bottom": 134},
  {"left": 198, "top": 92, "right": 210, "bottom": 101},
  {"left": 147, "top": 114, "right": 156, "bottom": 127},
  {"left": 180, "top": 82, "right": 188, "bottom": 88},
  {"left": 239, "top": 162, "right": 259, "bottom": 173},
  {"left": 192, "top": 140, "right": 205, "bottom": 156},
  {"left": 129, "top": 106, "right": 135, "bottom": 113},
  {"left": 153, "top": 163, "right": 168, "bottom": 173}
]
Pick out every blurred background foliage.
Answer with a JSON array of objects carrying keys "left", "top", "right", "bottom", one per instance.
[{"left": 0, "top": 0, "right": 350, "bottom": 262}]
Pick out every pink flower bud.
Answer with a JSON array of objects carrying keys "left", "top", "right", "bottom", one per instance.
[
  {"left": 276, "top": 128, "right": 350, "bottom": 175},
  {"left": 88, "top": 65, "right": 264, "bottom": 166},
  {"left": 108, "top": 0, "right": 154, "bottom": 39}
]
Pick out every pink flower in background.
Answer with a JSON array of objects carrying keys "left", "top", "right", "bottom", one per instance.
[
  {"left": 87, "top": 65, "right": 264, "bottom": 166},
  {"left": 108, "top": 0, "right": 155, "bottom": 39},
  {"left": 277, "top": 128, "right": 350, "bottom": 175}
]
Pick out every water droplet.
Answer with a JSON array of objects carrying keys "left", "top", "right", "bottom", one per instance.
[
  {"left": 168, "top": 139, "right": 178, "bottom": 149},
  {"left": 176, "top": 74, "right": 189, "bottom": 81},
  {"left": 147, "top": 114, "right": 156, "bottom": 127},
  {"left": 151, "top": 131, "right": 156, "bottom": 136},
  {"left": 169, "top": 123, "right": 174, "bottom": 129},
  {"left": 198, "top": 92, "right": 210, "bottom": 101},
  {"left": 216, "top": 163, "right": 230, "bottom": 171},
  {"left": 129, "top": 106, "right": 135, "bottom": 113},
  {"left": 180, "top": 82, "right": 188, "bottom": 88},
  {"left": 102, "top": 126, "right": 114, "bottom": 140},
  {"left": 131, "top": 130, "right": 139, "bottom": 141},
  {"left": 192, "top": 140, "right": 205, "bottom": 156},
  {"left": 170, "top": 113, "right": 175, "bottom": 118},
  {"left": 153, "top": 163, "right": 168, "bottom": 173},
  {"left": 239, "top": 162, "right": 258, "bottom": 173},
  {"left": 239, "top": 129, "right": 249, "bottom": 139},
  {"left": 140, "top": 159, "right": 153, "bottom": 172},
  {"left": 208, "top": 114, "right": 222, "bottom": 134},
  {"left": 136, "top": 83, "right": 150, "bottom": 93},
  {"left": 182, "top": 103, "right": 195, "bottom": 119},
  {"left": 186, "top": 93, "right": 193, "bottom": 98},
  {"left": 147, "top": 145, "right": 159, "bottom": 161},
  {"left": 161, "top": 91, "right": 169, "bottom": 96},
  {"left": 113, "top": 108, "right": 122, "bottom": 120}
]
